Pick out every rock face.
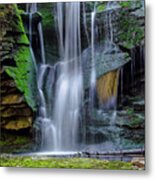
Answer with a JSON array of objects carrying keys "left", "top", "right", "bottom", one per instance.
[
  {"left": 96, "top": 70, "right": 119, "bottom": 107},
  {"left": 0, "top": 4, "right": 36, "bottom": 131}
]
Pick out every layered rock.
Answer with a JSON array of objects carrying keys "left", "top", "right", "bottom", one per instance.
[{"left": 0, "top": 4, "right": 36, "bottom": 131}]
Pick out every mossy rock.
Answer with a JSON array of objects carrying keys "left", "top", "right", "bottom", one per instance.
[
  {"left": 1, "top": 107, "right": 32, "bottom": 118},
  {"left": 1, "top": 94, "right": 24, "bottom": 105},
  {"left": 0, "top": 130, "right": 33, "bottom": 153},
  {"left": 5, "top": 45, "right": 37, "bottom": 110},
  {"left": 1, "top": 4, "right": 37, "bottom": 111},
  {"left": 1, "top": 117, "right": 32, "bottom": 130}
]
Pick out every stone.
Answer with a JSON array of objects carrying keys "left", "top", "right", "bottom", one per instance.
[
  {"left": 1, "top": 94, "right": 24, "bottom": 105},
  {"left": 1, "top": 117, "right": 32, "bottom": 130},
  {"left": 131, "top": 157, "right": 145, "bottom": 169},
  {"left": 96, "top": 70, "right": 119, "bottom": 106},
  {"left": 1, "top": 107, "right": 32, "bottom": 117},
  {"left": 0, "top": 79, "right": 16, "bottom": 88},
  {"left": 133, "top": 100, "right": 145, "bottom": 112}
]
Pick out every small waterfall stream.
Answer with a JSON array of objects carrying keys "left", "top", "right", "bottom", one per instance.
[{"left": 89, "top": 9, "right": 96, "bottom": 111}]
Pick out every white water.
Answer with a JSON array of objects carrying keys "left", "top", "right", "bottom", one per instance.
[
  {"left": 38, "top": 22, "right": 46, "bottom": 64},
  {"left": 52, "top": 2, "right": 83, "bottom": 151},
  {"left": 89, "top": 7, "right": 96, "bottom": 111},
  {"left": 82, "top": 3, "right": 90, "bottom": 45},
  {"left": 36, "top": 2, "right": 83, "bottom": 151},
  {"left": 29, "top": 3, "right": 46, "bottom": 64},
  {"left": 29, "top": 4, "right": 37, "bottom": 43},
  {"left": 28, "top": 4, "right": 38, "bottom": 71},
  {"left": 120, "top": 67, "right": 124, "bottom": 103}
]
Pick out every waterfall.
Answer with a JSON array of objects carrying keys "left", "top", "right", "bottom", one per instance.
[
  {"left": 52, "top": 2, "right": 83, "bottom": 151},
  {"left": 38, "top": 23, "right": 46, "bottom": 64},
  {"left": 37, "top": 64, "right": 56, "bottom": 150},
  {"left": 89, "top": 9, "right": 96, "bottom": 110},
  {"left": 24, "top": 1, "right": 145, "bottom": 154},
  {"left": 36, "top": 2, "right": 83, "bottom": 152},
  {"left": 29, "top": 3, "right": 37, "bottom": 43},
  {"left": 82, "top": 3, "right": 90, "bottom": 45},
  {"left": 131, "top": 49, "right": 136, "bottom": 93},
  {"left": 120, "top": 67, "right": 124, "bottom": 103},
  {"left": 28, "top": 3, "right": 46, "bottom": 64},
  {"left": 56, "top": 2, "right": 64, "bottom": 58}
]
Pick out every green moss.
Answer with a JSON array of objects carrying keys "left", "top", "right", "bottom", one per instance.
[
  {"left": 126, "top": 108, "right": 134, "bottom": 115},
  {"left": 0, "top": 156, "right": 136, "bottom": 170},
  {"left": 0, "top": 131, "right": 33, "bottom": 154},
  {"left": 129, "top": 116, "right": 144, "bottom": 128},
  {"left": 119, "top": 1, "right": 132, "bottom": 8},
  {"left": 0, "top": 135, "right": 30, "bottom": 146},
  {"left": 16, "top": 33, "right": 29, "bottom": 45},
  {"left": 38, "top": 3, "right": 54, "bottom": 29},
  {"left": 3, "top": 4, "right": 37, "bottom": 111},
  {"left": 118, "top": 11, "right": 144, "bottom": 49},
  {"left": 97, "top": 4, "right": 106, "bottom": 12},
  {"left": 5, "top": 46, "right": 37, "bottom": 110}
]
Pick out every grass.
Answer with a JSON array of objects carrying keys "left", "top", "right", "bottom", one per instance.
[{"left": 0, "top": 156, "right": 137, "bottom": 170}]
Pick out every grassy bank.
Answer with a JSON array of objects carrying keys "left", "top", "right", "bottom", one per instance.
[{"left": 0, "top": 156, "right": 138, "bottom": 170}]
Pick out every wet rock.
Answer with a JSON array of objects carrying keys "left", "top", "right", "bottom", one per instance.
[{"left": 133, "top": 100, "right": 145, "bottom": 112}]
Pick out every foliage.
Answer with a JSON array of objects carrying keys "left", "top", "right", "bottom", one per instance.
[
  {"left": 119, "top": 1, "right": 132, "bottom": 8},
  {"left": 97, "top": 3, "right": 106, "bottom": 12},
  {"left": 0, "top": 156, "right": 136, "bottom": 170},
  {"left": 0, "top": 132, "right": 32, "bottom": 153},
  {"left": 5, "top": 46, "right": 37, "bottom": 110},
  {"left": 119, "top": 0, "right": 143, "bottom": 9},
  {"left": 118, "top": 12, "right": 144, "bottom": 49},
  {"left": 38, "top": 3, "right": 54, "bottom": 29},
  {"left": 16, "top": 33, "right": 29, "bottom": 45},
  {"left": 126, "top": 108, "right": 134, "bottom": 115},
  {"left": 4, "top": 5, "right": 37, "bottom": 111}
]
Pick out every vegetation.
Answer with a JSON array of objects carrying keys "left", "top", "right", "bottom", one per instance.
[
  {"left": 4, "top": 5, "right": 37, "bottom": 111},
  {"left": 118, "top": 10, "right": 144, "bottom": 49},
  {"left": 38, "top": 3, "right": 54, "bottom": 30},
  {"left": 0, "top": 131, "right": 32, "bottom": 153},
  {"left": 0, "top": 156, "right": 136, "bottom": 170}
]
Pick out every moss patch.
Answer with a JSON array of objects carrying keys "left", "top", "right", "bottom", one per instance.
[
  {"left": 2, "top": 117, "right": 32, "bottom": 130},
  {"left": 117, "top": 8, "right": 144, "bottom": 49},
  {"left": 38, "top": 3, "right": 54, "bottom": 30},
  {"left": 1, "top": 4, "right": 37, "bottom": 111},
  {"left": 5, "top": 46, "right": 37, "bottom": 110},
  {"left": 0, "top": 156, "right": 137, "bottom": 170},
  {"left": 0, "top": 131, "right": 33, "bottom": 153}
]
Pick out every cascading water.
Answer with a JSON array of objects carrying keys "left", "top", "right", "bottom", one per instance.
[
  {"left": 82, "top": 3, "right": 90, "bottom": 45},
  {"left": 27, "top": 3, "right": 38, "bottom": 71},
  {"left": 36, "top": 2, "right": 83, "bottom": 152},
  {"left": 102, "top": 2, "right": 119, "bottom": 112},
  {"left": 24, "top": 1, "right": 145, "bottom": 154},
  {"left": 89, "top": 9, "right": 96, "bottom": 111},
  {"left": 52, "top": 2, "right": 83, "bottom": 151},
  {"left": 38, "top": 22, "right": 46, "bottom": 64}
]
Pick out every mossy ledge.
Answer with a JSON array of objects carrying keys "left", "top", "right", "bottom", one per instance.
[
  {"left": 1, "top": 4, "right": 37, "bottom": 111},
  {"left": 0, "top": 156, "right": 140, "bottom": 170},
  {"left": 0, "top": 4, "right": 37, "bottom": 134}
]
